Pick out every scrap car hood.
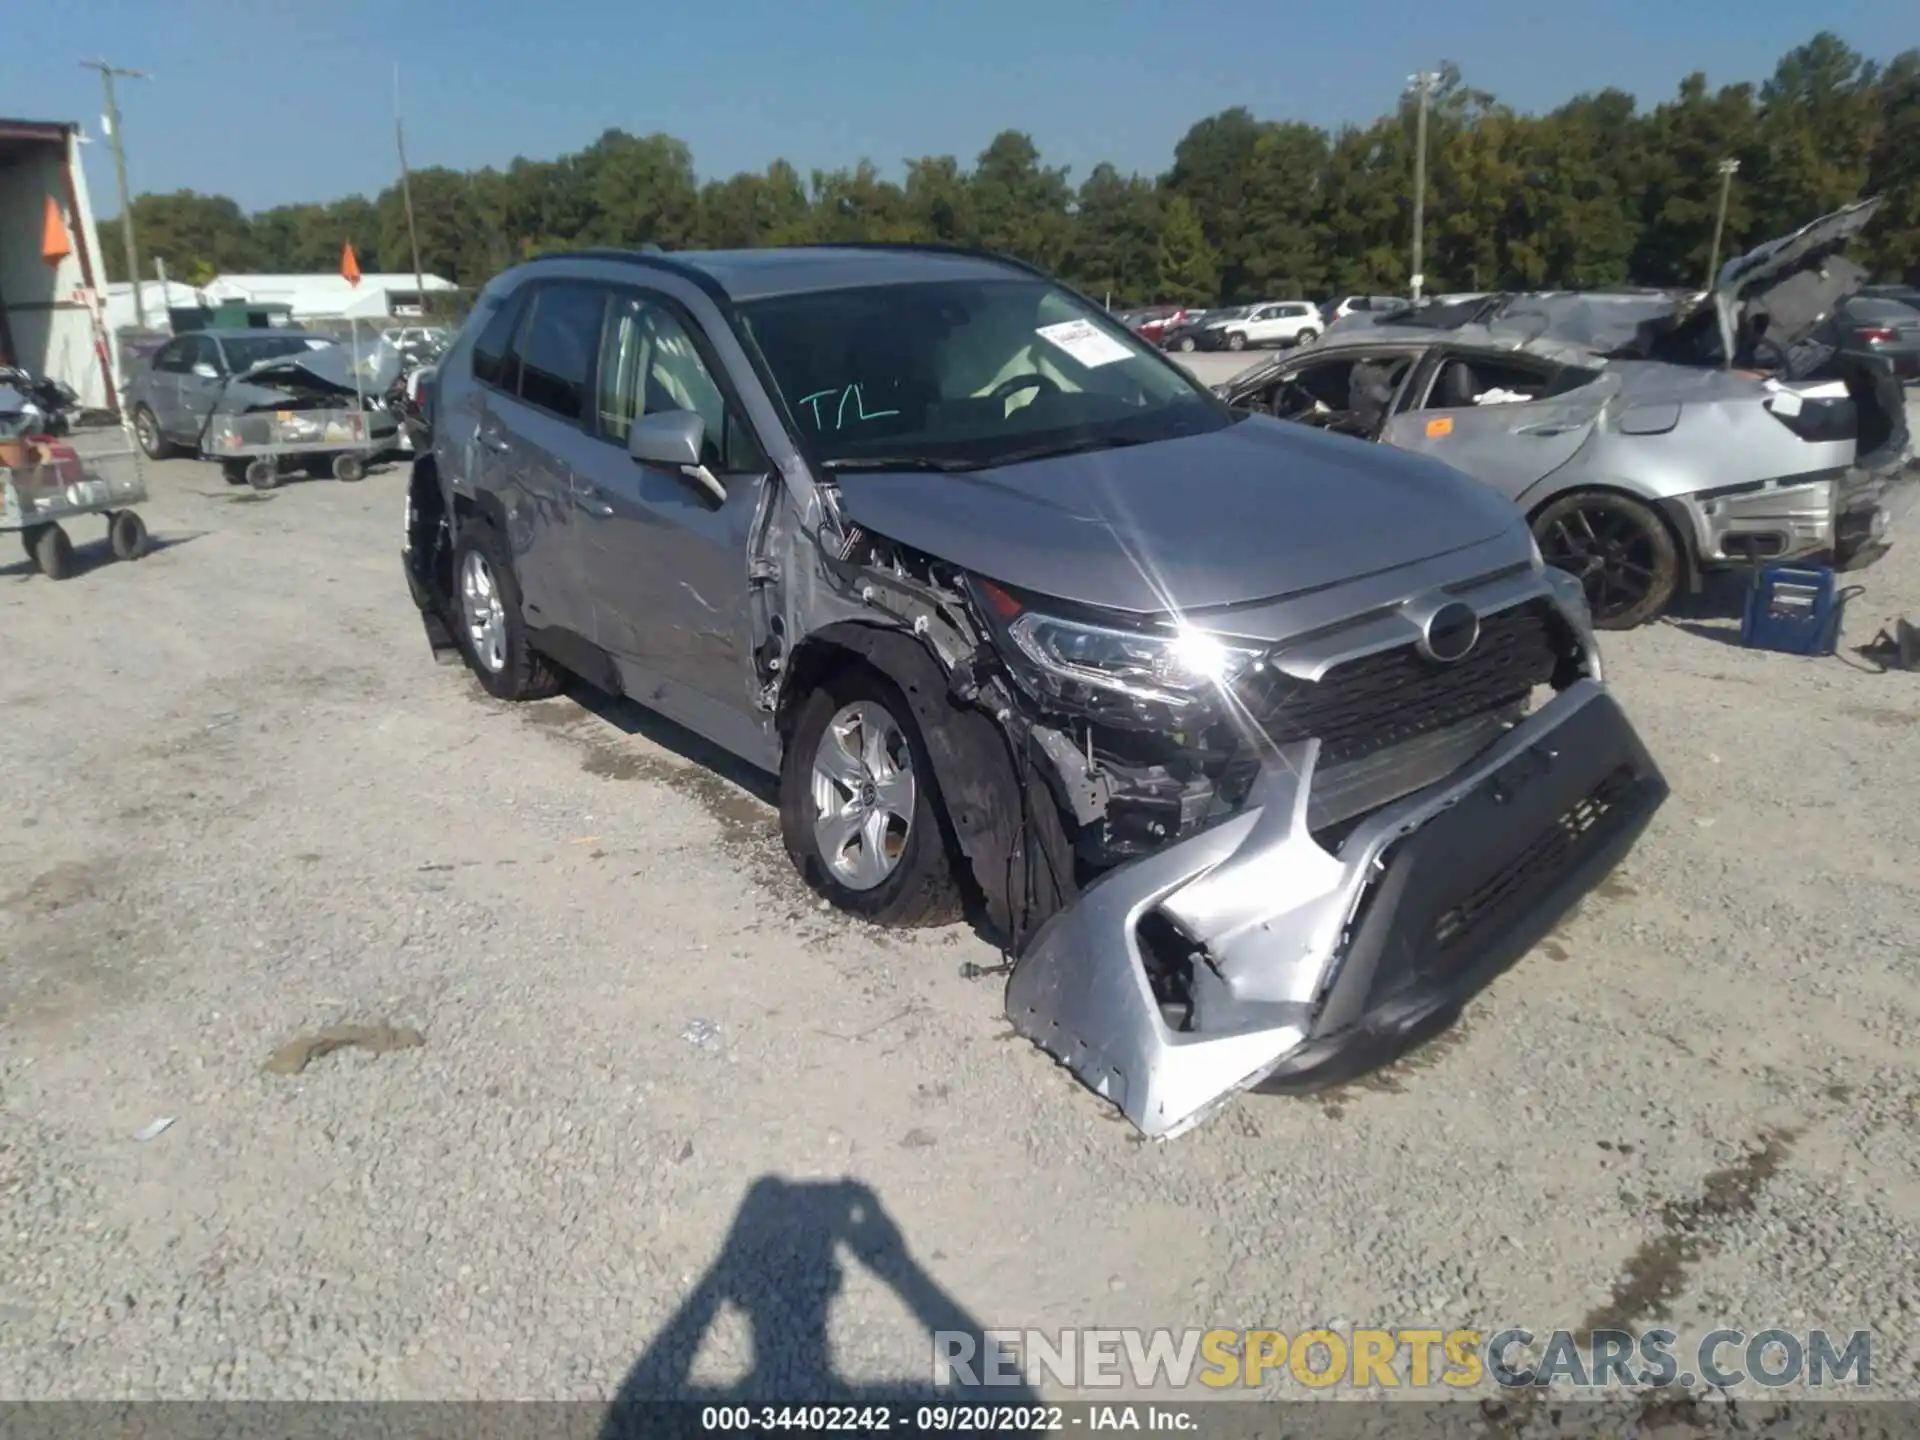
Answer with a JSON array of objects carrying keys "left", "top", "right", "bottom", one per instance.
[
  {"left": 830, "top": 416, "right": 1519, "bottom": 615},
  {"left": 1714, "top": 196, "right": 1882, "bottom": 304},
  {"left": 217, "top": 341, "right": 403, "bottom": 412}
]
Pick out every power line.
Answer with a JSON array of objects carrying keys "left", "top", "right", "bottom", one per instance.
[{"left": 81, "top": 59, "right": 149, "bottom": 328}]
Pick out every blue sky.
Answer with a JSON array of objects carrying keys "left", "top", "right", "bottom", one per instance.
[{"left": 10, "top": 0, "right": 1913, "bottom": 218}]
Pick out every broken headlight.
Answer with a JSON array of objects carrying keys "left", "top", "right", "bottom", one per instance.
[{"left": 1007, "top": 611, "right": 1264, "bottom": 706}]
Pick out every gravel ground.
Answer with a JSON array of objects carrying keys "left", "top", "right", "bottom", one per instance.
[{"left": 1, "top": 428, "right": 1917, "bottom": 1413}]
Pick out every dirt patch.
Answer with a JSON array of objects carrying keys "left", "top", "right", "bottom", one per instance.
[
  {"left": 1, "top": 862, "right": 97, "bottom": 918},
  {"left": 1578, "top": 1127, "right": 1798, "bottom": 1337},
  {"left": 1840, "top": 704, "right": 1914, "bottom": 730},
  {"left": 263, "top": 1023, "right": 425, "bottom": 1076}
]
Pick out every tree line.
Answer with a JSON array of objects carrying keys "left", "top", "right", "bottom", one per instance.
[{"left": 97, "top": 32, "right": 1919, "bottom": 309}]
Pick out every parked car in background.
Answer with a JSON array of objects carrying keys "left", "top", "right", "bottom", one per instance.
[
  {"left": 1207, "top": 301, "right": 1322, "bottom": 352},
  {"left": 1220, "top": 200, "right": 1914, "bottom": 630},
  {"left": 1859, "top": 283, "right": 1920, "bottom": 311},
  {"left": 1158, "top": 310, "right": 1227, "bottom": 351},
  {"left": 403, "top": 241, "right": 1666, "bottom": 1138},
  {"left": 1822, "top": 294, "right": 1920, "bottom": 379},
  {"left": 1323, "top": 295, "right": 1411, "bottom": 326},
  {"left": 126, "top": 329, "right": 332, "bottom": 459},
  {"left": 1124, "top": 305, "right": 1195, "bottom": 344}
]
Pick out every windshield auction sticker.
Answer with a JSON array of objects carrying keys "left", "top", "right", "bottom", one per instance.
[{"left": 1036, "top": 319, "right": 1134, "bottom": 368}]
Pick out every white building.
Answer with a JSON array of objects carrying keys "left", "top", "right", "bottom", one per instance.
[
  {"left": 202, "top": 271, "right": 458, "bottom": 322},
  {"left": 103, "top": 279, "right": 205, "bottom": 335},
  {"left": 0, "top": 118, "right": 114, "bottom": 412}
]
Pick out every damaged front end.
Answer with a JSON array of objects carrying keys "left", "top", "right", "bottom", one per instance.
[
  {"left": 997, "top": 558, "right": 1668, "bottom": 1138},
  {"left": 768, "top": 468, "right": 1667, "bottom": 1139}
]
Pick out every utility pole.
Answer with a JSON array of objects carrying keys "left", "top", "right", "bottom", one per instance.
[
  {"left": 1407, "top": 70, "right": 1439, "bottom": 303},
  {"left": 82, "top": 59, "right": 148, "bottom": 327},
  {"left": 394, "top": 64, "right": 429, "bottom": 319},
  {"left": 1704, "top": 157, "right": 1740, "bottom": 294}
]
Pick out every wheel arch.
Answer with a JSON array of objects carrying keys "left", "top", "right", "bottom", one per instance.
[{"left": 776, "top": 620, "right": 1076, "bottom": 948}]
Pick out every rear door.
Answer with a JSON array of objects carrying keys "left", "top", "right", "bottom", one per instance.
[
  {"left": 1378, "top": 348, "right": 1614, "bottom": 503},
  {"left": 576, "top": 286, "right": 773, "bottom": 729},
  {"left": 472, "top": 281, "right": 605, "bottom": 638}
]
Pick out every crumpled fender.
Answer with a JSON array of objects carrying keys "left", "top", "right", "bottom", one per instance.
[{"left": 805, "top": 622, "right": 1076, "bottom": 949}]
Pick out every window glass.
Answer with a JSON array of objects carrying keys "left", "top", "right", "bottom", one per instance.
[
  {"left": 471, "top": 290, "right": 529, "bottom": 391},
  {"left": 738, "top": 277, "right": 1228, "bottom": 469},
  {"left": 182, "top": 335, "right": 219, "bottom": 372},
  {"left": 597, "top": 293, "right": 763, "bottom": 471},
  {"left": 152, "top": 341, "right": 186, "bottom": 373},
  {"left": 512, "top": 285, "right": 603, "bottom": 421}
]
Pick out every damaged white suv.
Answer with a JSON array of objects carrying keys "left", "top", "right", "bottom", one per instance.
[{"left": 404, "top": 244, "right": 1669, "bottom": 1137}]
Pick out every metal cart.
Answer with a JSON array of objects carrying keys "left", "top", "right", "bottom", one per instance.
[
  {"left": 0, "top": 429, "right": 151, "bottom": 581},
  {"left": 204, "top": 407, "right": 389, "bottom": 489}
]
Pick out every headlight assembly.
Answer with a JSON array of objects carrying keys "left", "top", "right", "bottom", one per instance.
[{"left": 1005, "top": 610, "right": 1265, "bottom": 706}]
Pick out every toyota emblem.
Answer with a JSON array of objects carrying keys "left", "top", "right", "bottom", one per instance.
[{"left": 1420, "top": 601, "right": 1481, "bottom": 663}]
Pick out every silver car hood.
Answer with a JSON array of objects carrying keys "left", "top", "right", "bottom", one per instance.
[{"left": 830, "top": 416, "right": 1520, "bottom": 617}]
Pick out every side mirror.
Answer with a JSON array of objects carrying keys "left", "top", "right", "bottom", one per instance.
[
  {"left": 192, "top": 362, "right": 220, "bottom": 379},
  {"left": 627, "top": 409, "right": 727, "bottom": 505}
]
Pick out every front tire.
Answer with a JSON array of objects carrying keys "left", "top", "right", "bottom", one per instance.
[
  {"left": 1226, "top": 331, "right": 1247, "bottom": 352},
  {"left": 108, "top": 510, "right": 149, "bottom": 561},
  {"left": 133, "top": 406, "right": 173, "bottom": 460},
  {"left": 451, "top": 522, "right": 563, "bottom": 700},
  {"left": 245, "top": 458, "right": 281, "bottom": 490},
  {"left": 1177, "top": 336, "right": 1197, "bottom": 352},
  {"left": 780, "top": 667, "right": 960, "bottom": 927},
  {"left": 332, "top": 453, "right": 367, "bottom": 483},
  {"left": 1296, "top": 327, "right": 1320, "bottom": 344},
  {"left": 1532, "top": 491, "right": 1681, "bottom": 630},
  {"left": 26, "top": 523, "right": 74, "bottom": 580}
]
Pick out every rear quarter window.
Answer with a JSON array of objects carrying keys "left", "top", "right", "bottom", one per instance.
[{"left": 471, "top": 292, "right": 529, "bottom": 391}]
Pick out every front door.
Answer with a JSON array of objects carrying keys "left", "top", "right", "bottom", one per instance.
[
  {"left": 176, "top": 334, "right": 230, "bottom": 446},
  {"left": 142, "top": 338, "right": 189, "bottom": 437},
  {"left": 575, "top": 288, "right": 772, "bottom": 753}
]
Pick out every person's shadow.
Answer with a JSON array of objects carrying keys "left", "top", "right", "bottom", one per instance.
[{"left": 602, "top": 1177, "right": 1037, "bottom": 1437}]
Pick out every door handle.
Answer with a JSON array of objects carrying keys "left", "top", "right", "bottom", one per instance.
[
  {"left": 476, "top": 424, "right": 510, "bottom": 454},
  {"left": 575, "top": 482, "right": 615, "bottom": 518}
]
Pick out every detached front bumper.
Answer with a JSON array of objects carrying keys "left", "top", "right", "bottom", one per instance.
[{"left": 1005, "top": 680, "right": 1667, "bottom": 1138}]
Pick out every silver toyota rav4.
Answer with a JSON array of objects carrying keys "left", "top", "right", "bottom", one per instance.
[{"left": 404, "top": 244, "right": 1670, "bottom": 1138}]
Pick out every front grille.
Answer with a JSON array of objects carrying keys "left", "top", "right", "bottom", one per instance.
[
  {"left": 1428, "top": 762, "right": 1637, "bottom": 968},
  {"left": 1244, "top": 601, "right": 1560, "bottom": 766}
]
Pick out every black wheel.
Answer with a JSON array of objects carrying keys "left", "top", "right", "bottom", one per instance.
[
  {"left": 132, "top": 405, "right": 173, "bottom": 460},
  {"left": 108, "top": 510, "right": 149, "bottom": 561},
  {"left": 245, "top": 458, "right": 280, "bottom": 490},
  {"left": 1297, "top": 327, "right": 1320, "bottom": 344},
  {"left": 1226, "top": 331, "right": 1247, "bottom": 352},
  {"left": 332, "top": 453, "right": 367, "bottom": 483},
  {"left": 29, "top": 523, "right": 74, "bottom": 580},
  {"left": 1532, "top": 491, "right": 1681, "bottom": 630},
  {"left": 221, "top": 459, "right": 250, "bottom": 485},
  {"left": 450, "top": 522, "right": 564, "bottom": 701},
  {"left": 779, "top": 667, "right": 960, "bottom": 927}
]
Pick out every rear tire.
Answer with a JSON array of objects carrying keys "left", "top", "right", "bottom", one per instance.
[
  {"left": 779, "top": 667, "right": 960, "bottom": 927},
  {"left": 1297, "top": 327, "right": 1320, "bottom": 344},
  {"left": 450, "top": 522, "right": 564, "bottom": 701},
  {"left": 332, "top": 453, "right": 367, "bottom": 483},
  {"left": 245, "top": 458, "right": 280, "bottom": 490},
  {"left": 1531, "top": 491, "right": 1681, "bottom": 630}
]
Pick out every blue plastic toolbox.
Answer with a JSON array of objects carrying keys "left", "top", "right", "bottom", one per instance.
[{"left": 1739, "top": 564, "right": 1842, "bottom": 656}]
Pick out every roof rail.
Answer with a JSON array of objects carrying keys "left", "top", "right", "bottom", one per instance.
[
  {"left": 802, "top": 240, "right": 1053, "bottom": 282},
  {"left": 519, "top": 247, "right": 731, "bottom": 307}
]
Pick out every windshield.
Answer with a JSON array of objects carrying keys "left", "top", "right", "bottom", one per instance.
[
  {"left": 225, "top": 335, "right": 329, "bottom": 372},
  {"left": 736, "top": 278, "right": 1231, "bottom": 469}
]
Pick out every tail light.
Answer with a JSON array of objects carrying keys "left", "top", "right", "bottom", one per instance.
[{"left": 1856, "top": 326, "right": 1897, "bottom": 344}]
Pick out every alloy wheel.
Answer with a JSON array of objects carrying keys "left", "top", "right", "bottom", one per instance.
[
  {"left": 1538, "top": 502, "right": 1663, "bottom": 623},
  {"left": 459, "top": 549, "right": 507, "bottom": 673},
  {"left": 809, "top": 700, "right": 916, "bottom": 891}
]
